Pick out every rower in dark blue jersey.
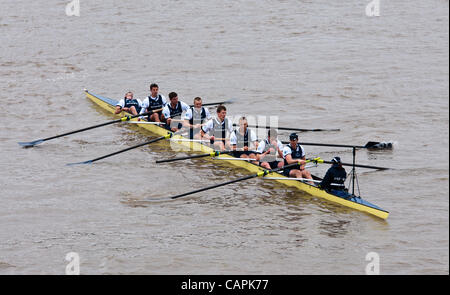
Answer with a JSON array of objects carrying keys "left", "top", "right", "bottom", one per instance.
[
  {"left": 162, "top": 92, "right": 190, "bottom": 132},
  {"left": 230, "top": 116, "right": 258, "bottom": 160},
  {"left": 319, "top": 157, "right": 347, "bottom": 191},
  {"left": 282, "top": 133, "right": 313, "bottom": 183},
  {"left": 183, "top": 97, "right": 212, "bottom": 139},
  {"left": 115, "top": 91, "right": 142, "bottom": 116},
  {"left": 200, "top": 105, "right": 233, "bottom": 151},
  {"left": 139, "top": 83, "right": 167, "bottom": 122}
]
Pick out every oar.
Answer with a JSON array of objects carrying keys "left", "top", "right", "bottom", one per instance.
[
  {"left": 314, "top": 158, "right": 390, "bottom": 170},
  {"left": 155, "top": 151, "right": 232, "bottom": 164},
  {"left": 127, "top": 121, "right": 166, "bottom": 125},
  {"left": 281, "top": 141, "right": 393, "bottom": 150},
  {"left": 155, "top": 160, "right": 318, "bottom": 200},
  {"left": 235, "top": 124, "right": 340, "bottom": 132},
  {"left": 170, "top": 137, "right": 227, "bottom": 144},
  {"left": 192, "top": 98, "right": 236, "bottom": 107},
  {"left": 67, "top": 133, "right": 172, "bottom": 166},
  {"left": 18, "top": 109, "right": 163, "bottom": 148}
]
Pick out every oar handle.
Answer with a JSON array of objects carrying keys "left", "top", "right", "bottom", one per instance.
[
  {"left": 155, "top": 151, "right": 232, "bottom": 164},
  {"left": 139, "top": 108, "right": 163, "bottom": 117}
]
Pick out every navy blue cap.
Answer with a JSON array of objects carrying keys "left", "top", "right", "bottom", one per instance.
[
  {"left": 289, "top": 133, "right": 298, "bottom": 140},
  {"left": 331, "top": 157, "right": 341, "bottom": 164}
]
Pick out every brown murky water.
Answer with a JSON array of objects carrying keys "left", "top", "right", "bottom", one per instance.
[{"left": 0, "top": 0, "right": 448, "bottom": 274}]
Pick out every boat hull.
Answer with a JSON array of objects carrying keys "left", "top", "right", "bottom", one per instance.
[{"left": 85, "top": 90, "right": 389, "bottom": 220}]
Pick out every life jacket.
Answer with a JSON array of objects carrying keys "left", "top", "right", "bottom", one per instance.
[
  {"left": 167, "top": 101, "right": 183, "bottom": 118},
  {"left": 261, "top": 139, "right": 273, "bottom": 153},
  {"left": 123, "top": 98, "right": 141, "bottom": 113},
  {"left": 321, "top": 165, "right": 347, "bottom": 191},
  {"left": 147, "top": 94, "right": 164, "bottom": 111},
  {"left": 189, "top": 107, "right": 207, "bottom": 139},
  {"left": 283, "top": 144, "right": 305, "bottom": 166},
  {"left": 212, "top": 118, "right": 229, "bottom": 143},
  {"left": 261, "top": 139, "right": 278, "bottom": 162},
  {"left": 166, "top": 101, "right": 183, "bottom": 130},
  {"left": 232, "top": 129, "right": 249, "bottom": 148}
]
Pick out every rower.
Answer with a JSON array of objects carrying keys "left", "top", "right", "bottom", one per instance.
[
  {"left": 230, "top": 116, "right": 258, "bottom": 160},
  {"left": 140, "top": 83, "right": 167, "bottom": 122},
  {"left": 282, "top": 133, "right": 313, "bottom": 182},
  {"left": 319, "top": 157, "right": 347, "bottom": 191},
  {"left": 256, "top": 129, "right": 284, "bottom": 170},
  {"left": 183, "top": 97, "right": 212, "bottom": 139},
  {"left": 115, "top": 91, "right": 142, "bottom": 117},
  {"left": 162, "top": 92, "right": 190, "bottom": 132},
  {"left": 200, "top": 105, "right": 233, "bottom": 151}
]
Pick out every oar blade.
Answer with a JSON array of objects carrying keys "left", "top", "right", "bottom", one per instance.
[
  {"left": 309, "top": 128, "right": 341, "bottom": 132},
  {"left": 18, "top": 139, "right": 44, "bottom": 148},
  {"left": 66, "top": 160, "right": 94, "bottom": 166},
  {"left": 222, "top": 97, "right": 237, "bottom": 104},
  {"left": 364, "top": 141, "right": 394, "bottom": 149}
]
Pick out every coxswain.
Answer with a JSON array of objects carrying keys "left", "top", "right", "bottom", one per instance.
[
  {"left": 139, "top": 83, "right": 167, "bottom": 122},
  {"left": 282, "top": 133, "right": 313, "bottom": 182},
  {"left": 200, "top": 105, "right": 233, "bottom": 151},
  {"left": 162, "top": 92, "right": 190, "bottom": 132},
  {"left": 256, "top": 129, "right": 284, "bottom": 170},
  {"left": 183, "top": 97, "right": 212, "bottom": 139},
  {"left": 115, "top": 91, "right": 142, "bottom": 117},
  {"left": 319, "top": 157, "right": 347, "bottom": 191},
  {"left": 230, "top": 117, "right": 258, "bottom": 160}
]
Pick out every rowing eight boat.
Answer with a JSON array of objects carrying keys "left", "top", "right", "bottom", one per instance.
[{"left": 85, "top": 90, "right": 389, "bottom": 220}]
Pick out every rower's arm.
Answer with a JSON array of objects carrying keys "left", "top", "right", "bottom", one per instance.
[
  {"left": 285, "top": 154, "right": 306, "bottom": 166},
  {"left": 182, "top": 119, "right": 191, "bottom": 129},
  {"left": 284, "top": 154, "right": 294, "bottom": 164},
  {"left": 200, "top": 129, "right": 210, "bottom": 139},
  {"left": 300, "top": 156, "right": 306, "bottom": 170},
  {"left": 114, "top": 106, "right": 122, "bottom": 114},
  {"left": 258, "top": 148, "right": 271, "bottom": 161},
  {"left": 277, "top": 146, "right": 284, "bottom": 158},
  {"left": 274, "top": 142, "right": 284, "bottom": 158}
]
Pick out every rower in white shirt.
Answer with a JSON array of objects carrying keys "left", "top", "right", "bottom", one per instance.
[
  {"left": 230, "top": 116, "right": 258, "bottom": 160},
  {"left": 183, "top": 97, "right": 212, "bottom": 139},
  {"left": 200, "top": 105, "right": 233, "bottom": 151},
  {"left": 162, "top": 92, "right": 190, "bottom": 132},
  {"left": 256, "top": 129, "right": 284, "bottom": 170},
  {"left": 139, "top": 83, "right": 167, "bottom": 122},
  {"left": 115, "top": 91, "right": 142, "bottom": 117}
]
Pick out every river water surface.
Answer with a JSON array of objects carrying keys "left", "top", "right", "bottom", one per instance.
[{"left": 0, "top": 0, "right": 448, "bottom": 274}]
